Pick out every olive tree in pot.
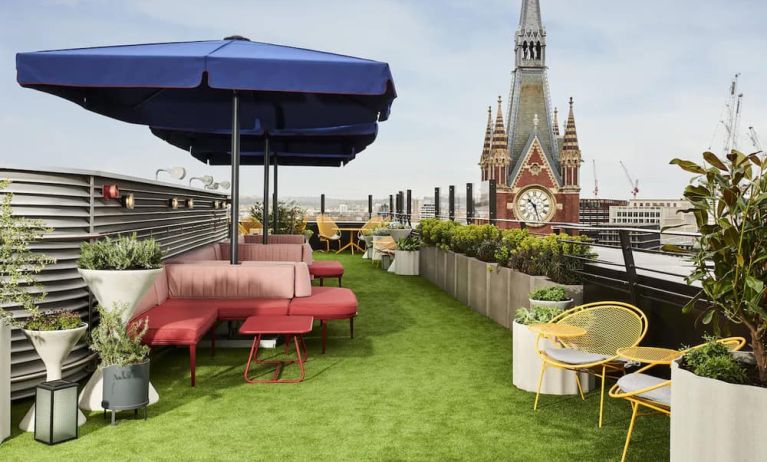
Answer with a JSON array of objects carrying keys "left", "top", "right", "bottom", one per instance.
[
  {"left": 512, "top": 306, "right": 592, "bottom": 394},
  {"left": 77, "top": 234, "right": 162, "bottom": 411},
  {"left": 0, "top": 180, "right": 88, "bottom": 433},
  {"left": 90, "top": 305, "right": 151, "bottom": 425},
  {"left": 528, "top": 287, "right": 573, "bottom": 310},
  {"left": 394, "top": 235, "right": 421, "bottom": 276},
  {"left": 668, "top": 150, "right": 767, "bottom": 461}
]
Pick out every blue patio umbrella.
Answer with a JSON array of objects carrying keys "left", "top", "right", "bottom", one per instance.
[
  {"left": 17, "top": 36, "right": 396, "bottom": 263},
  {"left": 151, "top": 122, "right": 378, "bottom": 235}
]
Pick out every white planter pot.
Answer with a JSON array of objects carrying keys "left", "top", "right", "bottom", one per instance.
[
  {"left": 78, "top": 268, "right": 162, "bottom": 323},
  {"left": 0, "top": 320, "right": 10, "bottom": 443},
  {"left": 361, "top": 235, "right": 374, "bottom": 259},
  {"left": 78, "top": 268, "right": 162, "bottom": 411},
  {"left": 19, "top": 324, "right": 88, "bottom": 432},
  {"left": 671, "top": 357, "right": 767, "bottom": 462},
  {"left": 394, "top": 250, "right": 420, "bottom": 275},
  {"left": 371, "top": 236, "right": 389, "bottom": 261},
  {"left": 389, "top": 228, "right": 412, "bottom": 242},
  {"left": 512, "top": 321, "right": 593, "bottom": 394},
  {"left": 527, "top": 299, "right": 573, "bottom": 311}
]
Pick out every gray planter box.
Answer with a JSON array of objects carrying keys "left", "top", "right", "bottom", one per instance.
[
  {"left": 102, "top": 361, "right": 150, "bottom": 424},
  {"left": 487, "top": 266, "right": 512, "bottom": 328},
  {"left": 445, "top": 251, "right": 458, "bottom": 298},
  {"left": 434, "top": 248, "right": 447, "bottom": 290},
  {"left": 468, "top": 258, "right": 493, "bottom": 316},
  {"left": 420, "top": 246, "right": 435, "bottom": 282},
  {"left": 455, "top": 253, "right": 470, "bottom": 306}
]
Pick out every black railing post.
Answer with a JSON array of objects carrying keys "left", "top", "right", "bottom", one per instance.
[
  {"left": 619, "top": 229, "right": 639, "bottom": 305},
  {"left": 466, "top": 183, "right": 473, "bottom": 224},
  {"left": 406, "top": 189, "right": 412, "bottom": 225},
  {"left": 368, "top": 194, "right": 373, "bottom": 219},
  {"left": 489, "top": 179, "right": 497, "bottom": 225},
  {"left": 434, "top": 187, "right": 440, "bottom": 219},
  {"left": 389, "top": 194, "right": 394, "bottom": 220},
  {"left": 320, "top": 194, "right": 325, "bottom": 215},
  {"left": 448, "top": 185, "right": 455, "bottom": 221}
]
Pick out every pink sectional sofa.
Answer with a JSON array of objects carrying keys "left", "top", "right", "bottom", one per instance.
[{"left": 131, "top": 261, "right": 357, "bottom": 386}]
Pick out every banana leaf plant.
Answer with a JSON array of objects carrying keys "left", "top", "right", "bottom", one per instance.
[{"left": 670, "top": 150, "right": 767, "bottom": 384}]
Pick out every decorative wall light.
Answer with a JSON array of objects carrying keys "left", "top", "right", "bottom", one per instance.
[
  {"left": 189, "top": 175, "right": 214, "bottom": 188},
  {"left": 34, "top": 380, "right": 79, "bottom": 445},
  {"left": 185, "top": 198, "right": 194, "bottom": 209},
  {"left": 213, "top": 200, "right": 221, "bottom": 209},
  {"left": 102, "top": 184, "right": 120, "bottom": 200},
  {"left": 168, "top": 198, "right": 179, "bottom": 209},
  {"left": 155, "top": 167, "right": 186, "bottom": 181},
  {"left": 121, "top": 193, "right": 135, "bottom": 209}
]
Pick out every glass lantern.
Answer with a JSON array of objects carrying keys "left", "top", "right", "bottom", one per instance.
[{"left": 34, "top": 380, "right": 79, "bottom": 445}]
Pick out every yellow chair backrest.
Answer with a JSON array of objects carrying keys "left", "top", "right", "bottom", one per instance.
[
  {"left": 359, "top": 215, "right": 385, "bottom": 235},
  {"left": 373, "top": 236, "right": 397, "bottom": 251},
  {"left": 553, "top": 301, "right": 648, "bottom": 357},
  {"left": 239, "top": 217, "right": 262, "bottom": 235},
  {"left": 316, "top": 214, "right": 340, "bottom": 239}
]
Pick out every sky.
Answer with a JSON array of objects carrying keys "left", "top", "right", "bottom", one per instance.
[{"left": 1, "top": 0, "right": 765, "bottom": 202}]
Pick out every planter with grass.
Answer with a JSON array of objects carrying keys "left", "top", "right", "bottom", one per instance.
[
  {"left": 512, "top": 306, "right": 593, "bottom": 394},
  {"left": 528, "top": 286, "right": 573, "bottom": 310},
  {"left": 91, "top": 305, "right": 151, "bottom": 425},
  {"left": 668, "top": 150, "right": 767, "bottom": 461},
  {"left": 394, "top": 235, "right": 421, "bottom": 276},
  {"left": 77, "top": 234, "right": 162, "bottom": 411}
]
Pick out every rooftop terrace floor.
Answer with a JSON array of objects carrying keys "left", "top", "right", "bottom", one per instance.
[{"left": 4, "top": 253, "right": 668, "bottom": 461}]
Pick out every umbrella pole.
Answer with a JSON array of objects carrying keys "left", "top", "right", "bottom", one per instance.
[
  {"left": 263, "top": 135, "right": 270, "bottom": 245},
  {"left": 272, "top": 155, "right": 279, "bottom": 235},
  {"left": 230, "top": 91, "right": 240, "bottom": 265}
]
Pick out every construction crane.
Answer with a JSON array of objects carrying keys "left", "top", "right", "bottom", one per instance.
[
  {"left": 749, "top": 126, "right": 763, "bottom": 153},
  {"left": 619, "top": 161, "right": 639, "bottom": 200},
  {"left": 721, "top": 74, "right": 744, "bottom": 154},
  {"left": 591, "top": 159, "right": 599, "bottom": 198}
]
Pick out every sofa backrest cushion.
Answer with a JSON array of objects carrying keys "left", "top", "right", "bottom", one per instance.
[
  {"left": 219, "top": 242, "right": 306, "bottom": 263},
  {"left": 134, "top": 268, "right": 170, "bottom": 317},
  {"left": 166, "top": 243, "right": 222, "bottom": 263},
  {"left": 245, "top": 234, "right": 305, "bottom": 245},
  {"left": 165, "top": 264, "right": 295, "bottom": 299},
  {"left": 241, "top": 261, "right": 312, "bottom": 297}
]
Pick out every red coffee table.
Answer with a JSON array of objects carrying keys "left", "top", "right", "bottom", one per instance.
[{"left": 239, "top": 315, "right": 314, "bottom": 384}]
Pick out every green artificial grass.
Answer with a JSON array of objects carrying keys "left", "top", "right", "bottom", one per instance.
[{"left": 2, "top": 253, "right": 669, "bottom": 461}]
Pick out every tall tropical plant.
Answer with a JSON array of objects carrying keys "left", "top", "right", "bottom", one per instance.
[
  {"left": 0, "top": 180, "right": 54, "bottom": 323},
  {"left": 671, "top": 150, "right": 767, "bottom": 383}
]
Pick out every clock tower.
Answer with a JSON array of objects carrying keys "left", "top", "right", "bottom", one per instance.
[{"left": 482, "top": 0, "right": 582, "bottom": 230}]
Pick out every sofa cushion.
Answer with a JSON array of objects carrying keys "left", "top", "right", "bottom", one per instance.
[
  {"left": 245, "top": 234, "right": 305, "bottom": 245},
  {"left": 543, "top": 345, "right": 608, "bottom": 365},
  {"left": 133, "top": 267, "right": 169, "bottom": 317},
  {"left": 132, "top": 302, "right": 217, "bottom": 345},
  {"left": 616, "top": 373, "right": 671, "bottom": 406},
  {"left": 166, "top": 264, "right": 296, "bottom": 299},
  {"left": 215, "top": 298, "right": 290, "bottom": 319},
  {"left": 289, "top": 287, "right": 358, "bottom": 320},
  {"left": 219, "top": 242, "right": 305, "bottom": 263},
  {"left": 166, "top": 244, "right": 222, "bottom": 262},
  {"left": 240, "top": 261, "right": 312, "bottom": 298},
  {"left": 309, "top": 261, "right": 344, "bottom": 278}
]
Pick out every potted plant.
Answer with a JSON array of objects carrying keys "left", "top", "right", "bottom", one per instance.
[
  {"left": 387, "top": 221, "right": 412, "bottom": 242},
  {"left": 512, "top": 306, "right": 592, "bottom": 394},
  {"left": 77, "top": 233, "right": 162, "bottom": 411},
  {"left": 668, "top": 150, "right": 767, "bottom": 461},
  {"left": 90, "top": 305, "right": 151, "bottom": 424},
  {"left": 371, "top": 226, "right": 392, "bottom": 262},
  {"left": 528, "top": 287, "right": 573, "bottom": 310},
  {"left": 249, "top": 200, "right": 307, "bottom": 236},
  {"left": 395, "top": 235, "right": 421, "bottom": 276},
  {"left": 360, "top": 227, "right": 375, "bottom": 259}
]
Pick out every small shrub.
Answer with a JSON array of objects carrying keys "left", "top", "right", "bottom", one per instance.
[
  {"left": 79, "top": 234, "right": 163, "bottom": 270},
  {"left": 475, "top": 239, "right": 499, "bottom": 263},
  {"left": 514, "top": 305, "right": 562, "bottom": 325},
  {"left": 90, "top": 305, "right": 150, "bottom": 368},
  {"left": 397, "top": 234, "right": 422, "bottom": 251},
  {"left": 529, "top": 286, "right": 569, "bottom": 302},
  {"left": 430, "top": 220, "right": 461, "bottom": 250},
  {"left": 250, "top": 200, "right": 307, "bottom": 234},
  {"left": 372, "top": 227, "right": 391, "bottom": 236},
  {"left": 682, "top": 338, "right": 748, "bottom": 385},
  {"left": 495, "top": 229, "right": 529, "bottom": 266},
  {"left": 24, "top": 310, "right": 82, "bottom": 331}
]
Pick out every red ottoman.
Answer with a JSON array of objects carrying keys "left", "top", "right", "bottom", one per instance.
[
  {"left": 289, "top": 287, "right": 358, "bottom": 353},
  {"left": 308, "top": 261, "right": 345, "bottom": 287}
]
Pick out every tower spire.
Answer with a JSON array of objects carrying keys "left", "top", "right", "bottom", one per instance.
[
  {"left": 520, "top": 0, "right": 543, "bottom": 30},
  {"left": 552, "top": 107, "right": 560, "bottom": 136},
  {"left": 515, "top": 0, "right": 545, "bottom": 67},
  {"left": 560, "top": 97, "right": 582, "bottom": 191},
  {"left": 489, "top": 96, "right": 511, "bottom": 185},
  {"left": 480, "top": 106, "right": 493, "bottom": 180}
]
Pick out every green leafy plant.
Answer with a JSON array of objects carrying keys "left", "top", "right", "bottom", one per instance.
[
  {"left": 514, "top": 305, "right": 563, "bottom": 326},
  {"left": 90, "top": 305, "right": 150, "bottom": 368},
  {"left": 0, "top": 180, "right": 55, "bottom": 324},
  {"left": 671, "top": 150, "right": 767, "bottom": 383},
  {"left": 303, "top": 229, "right": 314, "bottom": 242},
  {"left": 249, "top": 200, "right": 307, "bottom": 235},
  {"left": 529, "top": 286, "right": 569, "bottom": 302},
  {"left": 429, "top": 220, "right": 461, "bottom": 250},
  {"left": 397, "top": 235, "right": 422, "bottom": 251},
  {"left": 494, "top": 228, "right": 529, "bottom": 265},
  {"left": 475, "top": 239, "right": 499, "bottom": 263},
  {"left": 372, "top": 227, "right": 391, "bottom": 236},
  {"left": 387, "top": 221, "right": 410, "bottom": 230},
  {"left": 682, "top": 338, "right": 748, "bottom": 385},
  {"left": 24, "top": 310, "right": 82, "bottom": 331},
  {"left": 79, "top": 234, "right": 163, "bottom": 270}
]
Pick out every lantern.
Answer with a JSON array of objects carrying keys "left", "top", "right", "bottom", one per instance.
[{"left": 34, "top": 380, "right": 79, "bottom": 445}]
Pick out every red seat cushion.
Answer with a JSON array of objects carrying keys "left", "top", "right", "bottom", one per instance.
[
  {"left": 309, "top": 261, "right": 344, "bottom": 277},
  {"left": 131, "top": 301, "right": 217, "bottom": 346},
  {"left": 216, "top": 298, "right": 290, "bottom": 320},
  {"left": 288, "top": 287, "right": 357, "bottom": 320}
]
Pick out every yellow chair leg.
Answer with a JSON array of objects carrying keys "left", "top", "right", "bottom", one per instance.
[
  {"left": 574, "top": 372, "right": 585, "bottom": 400},
  {"left": 599, "top": 365, "right": 606, "bottom": 428},
  {"left": 533, "top": 363, "right": 546, "bottom": 411},
  {"left": 621, "top": 402, "right": 639, "bottom": 462}
]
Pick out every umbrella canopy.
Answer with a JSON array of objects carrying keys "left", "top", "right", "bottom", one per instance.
[{"left": 17, "top": 37, "right": 396, "bottom": 130}]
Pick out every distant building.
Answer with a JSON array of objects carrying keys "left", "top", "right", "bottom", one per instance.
[
  {"left": 419, "top": 202, "right": 436, "bottom": 220},
  {"left": 579, "top": 198, "right": 628, "bottom": 241},
  {"left": 598, "top": 199, "right": 695, "bottom": 249},
  {"left": 338, "top": 204, "right": 348, "bottom": 214}
]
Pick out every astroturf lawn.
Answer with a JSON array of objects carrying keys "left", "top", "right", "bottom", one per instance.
[{"left": 2, "top": 253, "right": 669, "bottom": 461}]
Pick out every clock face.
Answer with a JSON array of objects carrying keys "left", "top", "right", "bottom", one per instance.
[{"left": 515, "top": 187, "right": 555, "bottom": 225}]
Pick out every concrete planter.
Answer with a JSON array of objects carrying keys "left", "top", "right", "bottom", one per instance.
[
  {"left": 0, "top": 320, "right": 10, "bottom": 443},
  {"left": 487, "top": 266, "right": 511, "bottom": 328},
  {"left": 527, "top": 299, "right": 574, "bottom": 310},
  {"left": 506, "top": 269, "right": 583, "bottom": 322},
  {"left": 394, "top": 250, "right": 419, "bottom": 276},
  {"left": 512, "top": 321, "right": 593, "bottom": 394},
  {"left": 420, "top": 246, "right": 435, "bottom": 282},
  {"left": 455, "top": 253, "right": 470, "bottom": 306},
  {"left": 19, "top": 324, "right": 88, "bottom": 432},
  {"left": 434, "top": 248, "right": 447, "bottom": 290},
  {"left": 444, "top": 251, "right": 458, "bottom": 298},
  {"left": 671, "top": 357, "right": 767, "bottom": 462},
  {"left": 389, "top": 228, "right": 412, "bottom": 242},
  {"left": 468, "top": 258, "right": 494, "bottom": 316}
]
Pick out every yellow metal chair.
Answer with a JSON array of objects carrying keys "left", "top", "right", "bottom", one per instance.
[
  {"left": 239, "top": 217, "right": 262, "bottom": 236},
  {"left": 608, "top": 337, "right": 746, "bottom": 462},
  {"left": 316, "top": 214, "right": 342, "bottom": 252},
  {"left": 533, "top": 301, "right": 648, "bottom": 428}
]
